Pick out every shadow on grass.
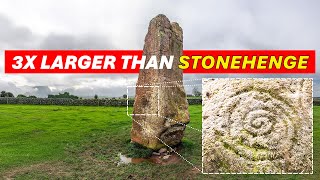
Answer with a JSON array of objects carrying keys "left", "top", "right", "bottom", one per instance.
[{"left": 122, "top": 140, "right": 153, "bottom": 158}]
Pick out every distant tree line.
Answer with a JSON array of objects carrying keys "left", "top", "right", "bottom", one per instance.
[
  {"left": 17, "top": 94, "right": 37, "bottom": 98},
  {"left": 48, "top": 92, "right": 79, "bottom": 99},
  {"left": 2, "top": 90, "right": 200, "bottom": 100},
  {"left": 1, "top": 91, "right": 38, "bottom": 98},
  {"left": 1, "top": 91, "right": 100, "bottom": 100},
  {"left": 0, "top": 91, "right": 14, "bottom": 97}
]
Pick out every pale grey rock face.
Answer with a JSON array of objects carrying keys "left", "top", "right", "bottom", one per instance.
[{"left": 202, "top": 78, "right": 312, "bottom": 173}]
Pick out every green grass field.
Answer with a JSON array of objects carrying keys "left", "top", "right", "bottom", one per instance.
[{"left": 0, "top": 105, "right": 319, "bottom": 179}]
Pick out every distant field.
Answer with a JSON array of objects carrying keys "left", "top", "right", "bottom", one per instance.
[{"left": 0, "top": 105, "right": 319, "bottom": 179}]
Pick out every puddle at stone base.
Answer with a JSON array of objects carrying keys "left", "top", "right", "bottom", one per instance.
[
  {"left": 118, "top": 153, "right": 181, "bottom": 166},
  {"left": 118, "top": 153, "right": 145, "bottom": 165}
]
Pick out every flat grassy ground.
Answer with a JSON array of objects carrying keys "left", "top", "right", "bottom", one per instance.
[{"left": 0, "top": 105, "right": 318, "bottom": 179}]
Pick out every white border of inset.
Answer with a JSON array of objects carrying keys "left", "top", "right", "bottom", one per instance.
[{"left": 201, "top": 78, "right": 314, "bottom": 175}]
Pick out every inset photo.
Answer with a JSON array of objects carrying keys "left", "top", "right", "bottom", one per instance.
[{"left": 202, "top": 78, "right": 313, "bottom": 174}]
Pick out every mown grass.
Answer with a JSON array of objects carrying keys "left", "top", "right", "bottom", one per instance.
[{"left": 0, "top": 105, "right": 319, "bottom": 179}]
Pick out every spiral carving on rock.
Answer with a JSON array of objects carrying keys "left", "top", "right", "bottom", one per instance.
[{"left": 202, "top": 78, "right": 312, "bottom": 173}]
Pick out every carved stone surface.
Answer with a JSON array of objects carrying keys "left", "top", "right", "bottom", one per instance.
[
  {"left": 130, "top": 14, "right": 189, "bottom": 150},
  {"left": 202, "top": 78, "right": 313, "bottom": 173}
]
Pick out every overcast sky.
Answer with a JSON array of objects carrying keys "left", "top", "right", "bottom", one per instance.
[{"left": 0, "top": 0, "right": 319, "bottom": 97}]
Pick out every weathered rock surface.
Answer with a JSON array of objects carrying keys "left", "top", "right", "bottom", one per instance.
[
  {"left": 130, "top": 14, "right": 189, "bottom": 150},
  {"left": 202, "top": 78, "right": 313, "bottom": 173}
]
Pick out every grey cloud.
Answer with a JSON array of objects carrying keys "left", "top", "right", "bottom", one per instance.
[
  {"left": 39, "top": 33, "right": 114, "bottom": 50},
  {"left": 0, "top": 14, "right": 35, "bottom": 49},
  {"left": 33, "top": 86, "right": 52, "bottom": 97},
  {"left": 181, "top": 1, "right": 320, "bottom": 51},
  {"left": 0, "top": 13, "right": 115, "bottom": 50},
  {"left": 0, "top": 81, "right": 40, "bottom": 97},
  {"left": 64, "top": 86, "right": 127, "bottom": 98},
  {"left": 0, "top": 81, "right": 23, "bottom": 95},
  {"left": 0, "top": 14, "right": 128, "bottom": 97}
]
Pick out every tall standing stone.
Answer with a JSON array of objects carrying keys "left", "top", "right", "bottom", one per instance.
[{"left": 131, "top": 14, "right": 189, "bottom": 150}]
